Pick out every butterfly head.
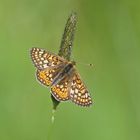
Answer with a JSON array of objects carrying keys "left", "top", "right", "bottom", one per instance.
[{"left": 70, "top": 61, "right": 76, "bottom": 66}]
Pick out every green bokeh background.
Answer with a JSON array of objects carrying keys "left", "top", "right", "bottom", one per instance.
[{"left": 0, "top": 0, "right": 140, "bottom": 140}]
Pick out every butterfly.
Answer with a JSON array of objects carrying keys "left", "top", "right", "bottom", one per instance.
[{"left": 30, "top": 47, "right": 92, "bottom": 107}]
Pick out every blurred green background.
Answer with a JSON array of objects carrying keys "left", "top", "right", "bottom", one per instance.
[{"left": 0, "top": 0, "right": 140, "bottom": 140}]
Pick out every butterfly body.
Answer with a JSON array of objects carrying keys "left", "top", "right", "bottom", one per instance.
[
  {"left": 51, "top": 61, "right": 75, "bottom": 87},
  {"left": 30, "top": 48, "right": 92, "bottom": 107}
]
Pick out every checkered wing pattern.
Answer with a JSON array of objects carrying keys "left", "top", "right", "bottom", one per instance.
[
  {"left": 36, "top": 66, "right": 64, "bottom": 87},
  {"left": 51, "top": 76, "right": 71, "bottom": 101},
  {"left": 30, "top": 48, "right": 65, "bottom": 70},
  {"left": 70, "top": 73, "right": 92, "bottom": 107}
]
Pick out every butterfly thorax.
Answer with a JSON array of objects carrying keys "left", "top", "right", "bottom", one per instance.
[
  {"left": 63, "top": 61, "right": 76, "bottom": 73},
  {"left": 51, "top": 61, "right": 75, "bottom": 86}
]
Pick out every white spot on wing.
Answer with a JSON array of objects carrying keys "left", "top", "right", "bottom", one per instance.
[
  {"left": 44, "top": 60, "right": 48, "bottom": 63},
  {"left": 43, "top": 64, "right": 48, "bottom": 68},
  {"left": 75, "top": 89, "right": 78, "bottom": 93}
]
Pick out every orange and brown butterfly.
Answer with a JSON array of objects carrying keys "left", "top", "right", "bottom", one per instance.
[{"left": 30, "top": 47, "right": 92, "bottom": 107}]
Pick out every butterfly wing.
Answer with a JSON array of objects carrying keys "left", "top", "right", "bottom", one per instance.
[
  {"left": 31, "top": 47, "right": 68, "bottom": 87},
  {"left": 30, "top": 47, "right": 66, "bottom": 70},
  {"left": 70, "top": 72, "right": 92, "bottom": 107},
  {"left": 50, "top": 75, "right": 72, "bottom": 101},
  {"left": 36, "top": 65, "right": 65, "bottom": 87}
]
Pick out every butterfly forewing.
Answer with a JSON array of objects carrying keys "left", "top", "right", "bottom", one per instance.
[
  {"left": 70, "top": 73, "right": 92, "bottom": 106},
  {"left": 30, "top": 48, "right": 65, "bottom": 70}
]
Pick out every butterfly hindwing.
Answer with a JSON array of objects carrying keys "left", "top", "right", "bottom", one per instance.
[
  {"left": 51, "top": 76, "right": 72, "bottom": 101},
  {"left": 36, "top": 64, "right": 66, "bottom": 87}
]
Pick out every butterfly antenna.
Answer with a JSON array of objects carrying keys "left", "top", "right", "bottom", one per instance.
[
  {"left": 71, "top": 53, "right": 94, "bottom": 67},
  {"left": 76, "top": 61, "right": 94, "bottom": 68}
]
